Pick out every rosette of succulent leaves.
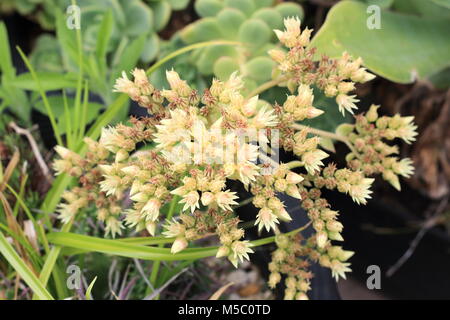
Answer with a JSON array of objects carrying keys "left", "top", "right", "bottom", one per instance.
[
  {"left": 150, "top": 0, "right": 304, "bottom": 92},
  {"left": 53, "top": 18, "right": 417, "bottom": 300}
]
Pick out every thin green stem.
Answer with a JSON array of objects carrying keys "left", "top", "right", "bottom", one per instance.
[
  {"left": 292, "top": 123, "right": 362, "bottom": 159},
  {"left": 246, "top": 76, "right": 288, "bottom": 99},
  {"left": 286, "top": 160, "right": 303, "bottom": 170},
  {"left": 250, "top": 221, "right": 312, "bottom": 247},
  {"left": 16, "top": 47, "right": 63, "bottom": 146},
  {"left": 145, "top": 41, "right": 243, "bottom": 76},
  {"left": 235, "top": 197, "right": 254, "bottom": 208}
]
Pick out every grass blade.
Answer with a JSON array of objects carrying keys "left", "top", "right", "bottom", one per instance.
[
  {"left": 0, "top": 232, "right": 54, "bottom": 300},
  {"left": 47, "top": 232, "right": 218, "bottom": 261},
  {"left": 85, "top": 276, "right": 97, "bottom": 300},
  {"left": 16, "top": 47, "right": 63, "bottom": 146}
]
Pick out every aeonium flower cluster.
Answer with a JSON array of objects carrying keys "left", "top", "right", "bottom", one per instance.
[
  {"left": 269, "top": 17, "right": 375, "bottom": 116},
  {"left": 52, "top": 17, "right": 418, "bottom": 299}
]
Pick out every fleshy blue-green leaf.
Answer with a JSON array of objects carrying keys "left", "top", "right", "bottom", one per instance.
[{"left": 310, "top": 1, "right": 450, "bottom": 83}]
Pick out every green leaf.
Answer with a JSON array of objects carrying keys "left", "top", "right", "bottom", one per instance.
[
  {"left": 55, "top": 10, "right": 79, "bottom": 68},
  {"left": 216, "top": 8, "right": 247, "bottom": 39},
  {"left": 60, "top": 236, "right": 174, "bottom": 256},
  {"left": 180, "top": 18, "right": 223, "bottom": 43},
  {"left": 10, "top": 72, "right": 78, "bottom": 91},
  {"left": 310, "top": 0, "right": 450, "bottom": 83},
  {"left": 113, "top": 33, "right": 146, "bottom": 85},
  {"left": 167, "top": 0, "right": 190, "bottom": 10},
  {"left": 252, "top": 7, "right": 284, "bottom": 30},
  {"left": 47, "top": 232, "right": 218, "bottom": 261},
  {"left": 238, "top": 19, "right": 272, "bottom": 48},
  {"left": 150, "top": 1, "right": 172, "bottom": 31},
  {"left": 0, "top": 22, "right": 15, "bottom": 77},
  {"left": 85, "top": 276, "right": 97, "bottom": 300},
  {"left": 196, "top": 45, "right": 237, "bottom": 75},
  {"left": 253, "top": 0, "right": 276, "bottom": 10},
  {"left": 33, "top": 96, "right": 103, "bottom": 134},
  {"left": 95, "top": 10, "right": 113, "bottom": 74},
  {"left": 214, "top": 56, "right": 239, "bottom": 80},
  {"left": 431, "top": 0, "right": 450, "bottom": 9},
  {"left": 0, "top": 232, "right": 54, "bottom": 300},
  {"left": 244, "top": 56, "right": 276, "bottom": 82},
  {"left": 16, "top": 47, "right": 63, "bottom": 146},
  {"left": 29, "top": 35, "right": 65, "bottom": 73},
  {"left": 195, "top": 0, "right": 224, "bottom": 17},
  {"left": 141, "top": 33, "right": 160, "bottom": 63},
  {"left": 356, "top": 0, "right": 393, "bottom": 9},
  {"left": 392, "top": 0, "right": 450, "bottom": 18},
  {"left": 225, "top": 0, "right": 256, "bottom": 17},
  {"left": 123, "top": 1, "right": 154, "bottom": 36},
  {"left": 275, "top": 2, "right": 304, "bottom": 20}
]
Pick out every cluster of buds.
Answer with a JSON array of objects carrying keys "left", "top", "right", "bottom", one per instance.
[
  {"left": 269, "top": 17, "right": 375, "bottom": 116},
  {"left": 215, "top": 218, "right": 254, "bottom": 268},
  {"left": 291, "top": 128, "right": 328, "bottom": 174},
  {"left": 53, "top": 138, "right": 126, "bottom": 236},
  {"left": 163, "top": 211, "right": 214, "bottom": 253},
  {"left": 121, "top": 153, "right": 173, "bottom": 236},
  {"left": 114, "top": 68, "right": 165, "bottom": 116},
  {"left": 307, "top": 236, "right": 354, "bottom": 281},
  {"left": 298, "top": 183, "right": 344, "bottom": 249},
  {"left": 268, "top": 234, "right": 313, "bottom": 300},
  {"left": 281, "top": 84, "right": 324, "bottom": 123},
  {"left": 251, "top": 164, "right": 304, "bottom": 232},
  {"left": 171, "top": 171, "right": 238, "bottom": 214},
  {"left": 337, "top": 104, "right": 417, "bottom": 190},
  {"left": 53, "top": 145, "right": 85, "bottom": 177}
]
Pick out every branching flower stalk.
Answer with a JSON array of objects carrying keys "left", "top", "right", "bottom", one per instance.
[{"left": 52, "top": 17, "right": 417, "bottom": 300}]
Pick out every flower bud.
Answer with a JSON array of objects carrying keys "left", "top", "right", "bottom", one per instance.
[
  {"left": 145, "top": 221, "right": 156, "bottom": 236},
  {"left": 121, "top": 165, "right": 140, "bottom": 176},
  {"left": 216, "top": 246, "right": 230, "bottom": 258},
  {"left": 286, "top": 172, "right": 304, "bottom": 184},
  {"left": 376, "top": 116, "right": 388, "bottom": 129},
  {"left": 252, "top": 195, "right": 266, "bottom": 208},
  {"left": 275, "top": 234, "right": 289, "bottom": 248},
  {"left": 284, "top": 288, "right": 296, "bottom": 300},
  {"left": 319, "top": 255, "right": 331, "bottom": 267},
  {"left": 286, "top": 276, "right": 297, "bottom": 289},
  {"left": 171, "top": 237, "right": 188, "bottom": 254},
  {"left": 268, "top": 49, "right": 286, "bottom": 64},
  {"left": 115, "top": 149, "right": 129, "bottom": 162},
  {"left": 286, "top": 184, "right": 301, "bottom": 199},
  {"left": 201, "top": 192, "right": 214, "bottom": 206},
  {"left": 276, "top": 208, "right": 292, "bottom": 222},
  {"left": 321, "top": 209, "right": 338, "bottom": 220},
  {"left": 130, "top": 192, "right": 148, "bottom": 203},
  {"left": 326, "top": 220, "right": 343, "bottom": 233},
  {"left": 274, "top": 179, "right": 288, "bottom": 192},
  {"left": 295, "top": 292, "right": 309, "bottom": 300},
  {"left": 241, "top": 95, "right": 258, "bottom": 117},
  {"left": 328, "top": 231, "right": 344, "bottom": 241},
  {"left": 366, "top": 104, "right": 379, "bottom": 122},
  {"left": 268, "top": 272, "right": 281, "bottom": 288},
  {"left": 324, "top": 85, "right": 338, "bottom": 97},
  {"left": 316, "top": 231, "right": 328, "bottom": 248}
]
